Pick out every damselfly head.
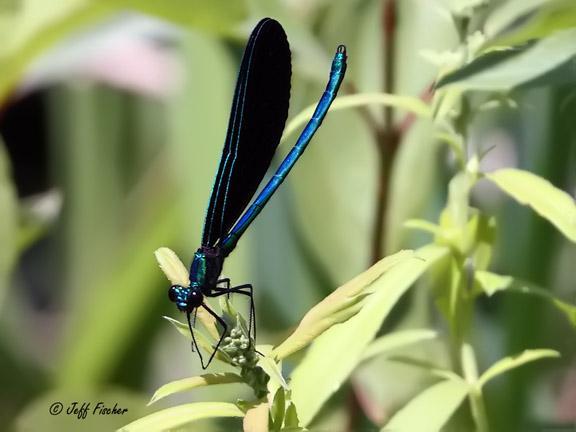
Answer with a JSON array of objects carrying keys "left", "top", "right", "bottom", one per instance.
[{"left": 168, "top": 284, "right": 204, "bottom": 312}]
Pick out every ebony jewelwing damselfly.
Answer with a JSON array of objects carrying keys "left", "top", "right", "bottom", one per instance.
[{"left": 167, "top": 18, "right": 347, "bottom": 368}]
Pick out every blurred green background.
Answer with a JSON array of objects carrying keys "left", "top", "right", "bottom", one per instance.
[{"left": 0, "top": 0, "right": 574, "bottom": 431}]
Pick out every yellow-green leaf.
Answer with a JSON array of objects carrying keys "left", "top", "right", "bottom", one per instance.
[
  {"left": 383, "top": 379, "right": 470, "bottom": 432},
  {"left": 118, "top": 402, "right": 244, "bottom": 431},
  {"left": 485, "top": 168, "right": 576, "bottom": 242},
  {"left": 290, "top": 245, "right": 448, "bottom": 426},
  {"left": 148, "top": 373, "right": 244, "bottom": 405},
  {"left": 272, "top": 250, "right": 416, "bottom": 360},
  {"left": 282, "top": 93, "right": 431, "bottom": 142},
  {"left": 438, "top": 29, "right": 576, "bottom": 90},
  {"left": 362, "top": 329, "right": 437, "bottom": 362},
  {"left": 154, "top": 247, "right": 189, "bottom": 286},
  {"left": 475, "top": 270, "right": 513, "bottom": 296},
  {"left": 477, "top": 349, "right": 560, "bottom": 388}
]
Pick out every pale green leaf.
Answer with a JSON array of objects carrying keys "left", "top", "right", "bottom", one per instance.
[
  {"left": 284, "top": 403, "right": 301, "bottom": 429},
  {"left": 383, "top": 379, "right": 470, "bottom": 432},
  {"left": 438, "top": 28, "right": 576, "bottom": 90},
  {"left": 487, "top": 0, "right": 576, "bottom": 47},
  {"left": 385, "top": 356, "right": 462, "bottom": 382},
  {"left": 154, "top": 247, "right": 189, "bottom": 286},
  {"left": 162, "top": 316, "right": 227, "bottom": 361},
  {"left": 272, "top": 250, "right": 416, "bottom": 360},
  {"left": 290, "top": 245, "right": 448, "bottom": 426},
  {"left": 502, "top": 281, "right": 576, "bottom": 327},
  {"left": 485, "top": 168, "right": 576, "bottom": 242},
  {"left": 282, "top": 93, "right": 431, "bottom": 142},
  {"left": 484, "top": 0, "right": 548, "bottom": 39},
  {"left": 148, "top": 373, "right": 244, "bottom": 405},
  {"left": 403, "top": 219, "right": 441, "bottom": 236},
  {"left": 258, "top": 355, "right": 288, "bottom": 390},
  {"left": 477, "top": 349, "right": 560, "bottom": 388},
  {"left": 475, "top": 270, "right": 513, "bottom": 296},
  {"left": 271, "top": 388, "right": 286, "bottom": 430},
  {"left": 118, "top": 402, "right": 244, "bottom": 431},
  {"left": 362, "top": 329, "right": 437, "bottom": 362}
]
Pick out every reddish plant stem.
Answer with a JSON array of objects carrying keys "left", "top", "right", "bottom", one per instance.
[
  {"left": 370, "top": 0, "right": 398, "bottom": 265},
  {"left": 347, "top": 2, "right": 399, "bottom": 431}
]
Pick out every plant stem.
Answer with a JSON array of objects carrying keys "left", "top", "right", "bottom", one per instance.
[
  {"left": 370, "top": 0, "right": 399, "bottom": 265},
  {"left": 461, "top": 344, "right": 489, "bottom": 432}
]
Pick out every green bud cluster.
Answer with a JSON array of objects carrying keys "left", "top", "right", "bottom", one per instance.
[
  {"left": 219, "top": 318, "right": 268, "bottom": 398},
  {"left": 221, "top": 327, "right": 257, "bottom": 368}
]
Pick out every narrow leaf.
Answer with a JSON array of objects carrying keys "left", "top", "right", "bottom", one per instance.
[
  {"left": 282, "top": 93, "right": 431, "bottom": 142},
  {"left": 118, "top": 402, "right": 244, "bottom": 431},
  {"left": 487, "top": 0, "right": 576, "bottom": 47},
  {"left": 162, "top": 316, "right": 227, "bottom": 361},
  {"left": 273, "top": 250, "right": 416, "bottom": 360},
  {"left": 290, "top": 245, "right": 448, "bottom": 426},
  {"left": 383, "top": 380, "right": 469, "bottom": 432},
  {"left": 485, "top": 168, "right": 576, "bottom": 242},
  {"left": 404, "top": 219, "right": 441, "bottom": 236},
  {"left": 477, "top": 349, "right": 560, "bottom": 388},
  {"left": 362, "top": 329, "right": 437, "bottom": 362},
  {"left": 258, "top": 355, "right": 288, "bottom": 390},
  {"left": 475, "top": 270, "right": 513, "bottom": 296},
  {"left": 148, "top": 373, "right": 244, "bottom": 405},
  {"left": 154, "top": 247, "right": 189, "bottom": 286},
  {"left": 271, "top": 388, "right": 286, "bottom": 429},
  {"left": 484, "top": 276, "right": 576, "bottom": 327},
  {"left": 385, "top": 356, "right": 463, "bottom": 382},
  {"left": 438, "top": 29, "right": 576, "bottom": 90}
]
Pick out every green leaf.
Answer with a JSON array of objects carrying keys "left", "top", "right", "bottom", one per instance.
[
  {"left": 289, "top": 245, "right": 448, "bottom": 426},
  {"left": 477, "top": 349, "right": 560, "bottom": 388},
  {"left": 148, "top": 373, "right": 244, "bottom": 405},
  {"left": 385, "top": 356, "right": 463, "bottom": 382},
  {"left": 118, "top": 402, "right": 244, "bottom": 431},
  {"left": 282, "top": 93, "right": 431, "bottom": 142},
  {"left": 437, "top": 29, "right": 576, "bottom": 91},
  {"left": 436, "top": 46, "right": 527, "bottom": 89},
  {"left": 383, "top": 379, "right": 470, "bottom": 432},
  {"left": 487, "top": 0, "right": 576, "bottom": 48},
  {"left": 258, "top": 354, "right": 288, "bottom": 391},
  {"left": 475, "top": 270, "right": 513, "bottom": 296},
  {"left": 271, "top": 388, "right": 286, "bottom": 430},
  {"left": 404, "top": 219, "right": 442, "bottom": 236},
  {"left": 485, "top": 168, "right": 576, "bottom": 243},
  {"left": 272, "top": 250, "right": 416, "bottom": 360},
  {"left": 0, "top": 141, "right": 18, "bottom": 308},
  {"left": 484, "top": 0, "right": 548, "bottom": 39},
  {"left": 503, "top": 280, "right": 576, "bottom": 327},
  {"left": 362, "top": 329, "right": 437, "bottom": 362},
  {"left": 284, "top": 403, "right": 301, "bottom": 429}
]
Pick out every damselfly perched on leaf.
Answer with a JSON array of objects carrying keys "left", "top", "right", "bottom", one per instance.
[{"left": 166, "top": 17, "right": 347, "bottom": 368}]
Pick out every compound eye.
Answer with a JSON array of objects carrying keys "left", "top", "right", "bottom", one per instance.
[{"left": 168, "top": 285, "right": 180, "bottom": 302}]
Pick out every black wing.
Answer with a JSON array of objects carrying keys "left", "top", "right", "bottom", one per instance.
[{"left": 202, "top": 18, "right": 291, "bottom": 247}]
